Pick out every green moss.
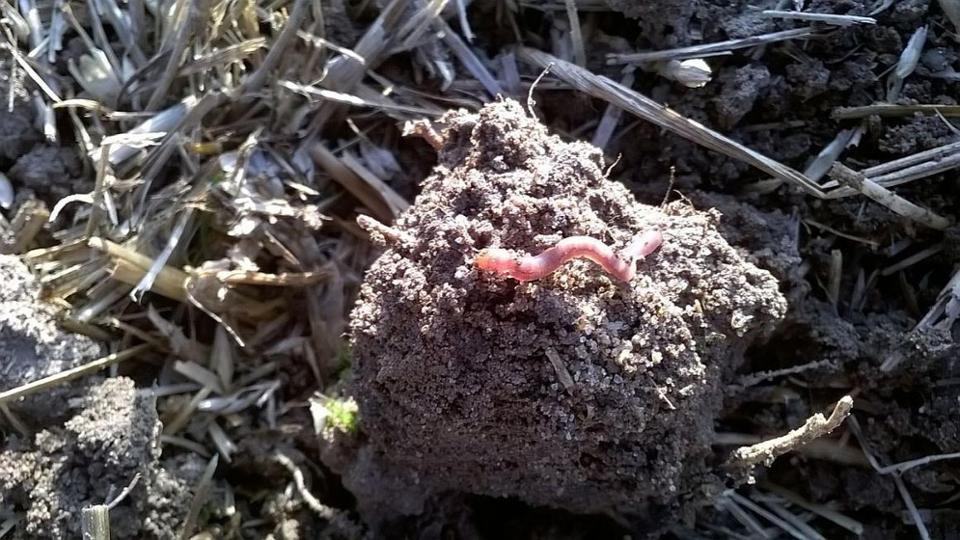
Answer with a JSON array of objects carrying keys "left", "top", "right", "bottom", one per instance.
[
  {"left": 323, "top": 396, "right": 359, "bottom": 434},
  {"left": 208, "top": 170, "right": 226, "bottom": 185}
]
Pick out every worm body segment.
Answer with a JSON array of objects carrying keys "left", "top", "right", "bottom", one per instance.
[{"left": 475, "top": 230, "right": 663, "bottom": 282}]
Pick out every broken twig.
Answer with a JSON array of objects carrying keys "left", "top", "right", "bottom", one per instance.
[{"left": 728, "top": 396, "right": 853, "bottom": 470}]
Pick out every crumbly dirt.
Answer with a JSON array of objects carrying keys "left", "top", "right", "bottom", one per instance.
[
  {"left": 332, "top": 100, "right": 787, "bottom": 530},
  {"left": 7, "top": 144, "right": 85, "bottom": 201},
  {"left": 0, "top": 64, "right": 40, "bottom": 166},
  {"left": 0, "top": 254, "right": 103, "bottom": 424},
  {"left": 3, "top": 0, "right": 960, "bottom": 537},
  {"left": 0, "top": 61, "right": 87, "bottom": 205},
  {"left": 0, "top": 377, "right": 193, "bottom": 539}
]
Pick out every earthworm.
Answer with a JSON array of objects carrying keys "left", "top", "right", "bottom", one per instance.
[{"left": 475, "top": 230, "right": 663, "bottom": 282}]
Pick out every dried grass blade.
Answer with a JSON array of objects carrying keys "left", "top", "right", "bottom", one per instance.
[
  {"left": 210, "top": 325, "right": 234, "bottom": 391},
  {"left": 207, "top": 421, "right": 237, "bottom": 463},
  {"left": 107, "top": 96, "right": 198, "bottom": 165},
  {"left": 307, "top": 141, "right": 397, "bottom": 222},
  {"left": 942, "top": 0, "right": 960, "bottom": 37},
  {"left": 174, "top": 361, "right": 225, "bottom": 395},
  {"left": 828, "top": 163, "right": 950, "bottom": 230},
  {"left": 90, "top": 237, "right": 190, "bottom": 300},
  {"left": 237, "top": 0, "right": 309, "bottom": 97},
  {"left": 761, "top": 498, "right": 828, "bottom": 540},
  {"left": 339, "top": 150, "right": 409, "bottom": 215},
  {"left": 862, "top": 140, "right": 960, "bottom": 177},
  {"left": 607, "top": 27, "right": 816, "bottom": 64},
  {"left": 178, "top": 454, "right": 219, "bottom": 540},
  {"left": 178, "top": 38, "right": 266, "bottom": 76},
  {"left": 563, "top": 0, "right": 586, "bottom": 66},
  {"left": 438, "top": 19, "right": 503, "bottom": 97},
  {"left": 907, "top": 265, "right": 960, "bottom": 336},
  {"left": 145, "top": 0, "right": 194, "bottom": 111},
  {"left": 592, "top": 70, "right": 634, "bottom": 150},
  {"left": 279, "top": 80, "right": 439, "bottom": 115},
  {"left": 396, "top": 0, "right": 449, "bottom": 52},
  {"left": 210, "top": 268, "right": 334, "bottom": 286},
  {"left": 718, "top": 494, "right": 770, "bottom": 538},
  {"left": 1, "top": 41, "right": 61, "bottom": 101},
  {"left": 517, "top": 47, "right": 824, "bottom": 197},
  {"left": 0, "top": 344, "right": 152, "bottom": 406},
  {"left": 455, "top": 0, "right": 474, "bottom": 41},
  {"left": 761, "top": 10, "right": 875, "bottom": 26},
  {"left": 132, "top": 209, "right": 194, "bottom": 301},
  {"left": 831, "top": 103, "right": 960, "bottom": 120},
  {"left": 111, "top": 259, "right": 188, "bottom": 302},
  {"left": 893, "top": 476, "right": 932, "bottom": 540},
  {"left": 760, "top": 482, "right": 864, "bottom": 536},
  {"left": 163, "top": 387, "right": 213, "bottom": 436},
  {"left": 726, "top": 492, "right": 808, "bottom": 540}
]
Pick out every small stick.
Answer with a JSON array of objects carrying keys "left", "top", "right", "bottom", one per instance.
[
  {"left": 355, "top": 214, "right": 413, "bottom": 247},
  {"left": 829, "top": 163, "right": 951, "bottom": 230},
  {"left": 727, "top": 395, "right": 853, "bottom": 469},
  {"left": 81, "top": 506, "right": 110, "bottom": 540},
  {"left": 402, "top": 118, "right": 445, "bottom": 150},
  {"left": 544, "top": 348, "right": 575, "bottom": 393},
  {"left": 207, "top": 269, "right": 333, "bottom": 287},
  {"left": 475, "top": 231, "right": 663, "bottom": 282},
  {"left": 273, "top": 452, "right": 338, "bottom": 519}
]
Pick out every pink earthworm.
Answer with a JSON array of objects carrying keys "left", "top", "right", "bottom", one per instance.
[{"left": 474, "top": 230, "right": 664, "bottom": 282}]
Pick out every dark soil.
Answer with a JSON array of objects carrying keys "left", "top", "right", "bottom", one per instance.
[
  {"left": 3, "top": 0, "right": 960, "bottom": 538},
  {"left": 333, "top": 101, "right": 785, "bottom": 531},
  {"left": 0, "top": 254, "right": 103, "bottom": 425},
  {"left": 0, "top": 58, "right": 87, "bottom": 216},
  {"left": 0, "top": 377, "right": 193, "bottom": 539}
]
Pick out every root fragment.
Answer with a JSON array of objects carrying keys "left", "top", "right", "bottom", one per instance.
[{"left": 727, "top": 395, "right": 854, "bottom": 471}]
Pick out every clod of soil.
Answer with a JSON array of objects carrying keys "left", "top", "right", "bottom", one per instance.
[
  {"left": 8, "top": 144, "right": 85, "bottom": 200},
  {"left": 0, "top": 60, "right": 86, "bottom": 204},
  {"left": 0, "top": 377, "right": 192, "bottom": 539},
  {"left": 0, "top": 62, "right": 40, "bottom": 165},
  {"left": 333, "top": 100, "right": 788, "bottom": 528},
  {"left": 0, "top": 254, "right": 103, "bottom": 424}
]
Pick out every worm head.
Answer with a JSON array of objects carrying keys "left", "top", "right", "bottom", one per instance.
[{"left": 474, "top": 248, "right": 518, "bottom": 272}]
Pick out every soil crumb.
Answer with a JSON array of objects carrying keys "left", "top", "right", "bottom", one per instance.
[
  {"left": 0, "top": 377, "right": 192, "bottom": 539},
  {"left": 0, "top": 60, "right": 86, "bottom": 205},
  {"left": 0, "top": 254, "right": 103, "bottom": 424},
  {"left": 332, "top": 100, "right": 788, "bottom": 530},
  {"left": 7, "top": 144, "right": 85, "bottom": 201},
  {"left": 0, "top": 62, "right": 39, "bottom": 165}
]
